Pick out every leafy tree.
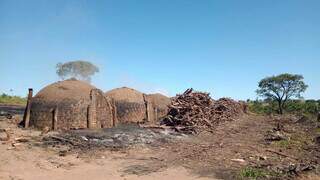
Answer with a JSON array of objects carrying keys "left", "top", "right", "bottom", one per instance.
[
  {"left": 256, "top": 73, "right": 308, "bottom": 114},
  {"left": 56, "top": 60, "right": 99, "bottom": 82}
]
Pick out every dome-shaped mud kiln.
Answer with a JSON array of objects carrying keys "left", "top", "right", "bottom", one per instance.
[
  {"left": 105, "top": 87, "right": 171, "bottom": 123},
  {"left": 30, "top": 79, "right": 115, "bottom": 130},
  {"left": 145, "top": 93, "right": 171, "bottom": 123},
  {"left": 105, "top": 87, "right": 146, "bottom": 123}
]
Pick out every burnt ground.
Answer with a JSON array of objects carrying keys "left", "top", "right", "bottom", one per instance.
[
  {"left": 0, "top": 107, "right": 319, "bottom": 180},
  {"left": 0, "top": 104, "right": 25, "bottom": 115},
  {"left": 41, "top": 124, "right": 187, "bottom": 153}
]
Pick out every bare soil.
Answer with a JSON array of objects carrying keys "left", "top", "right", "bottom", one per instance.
[{"left": 0, "top": 108, "right": 319, "bottom": 179}]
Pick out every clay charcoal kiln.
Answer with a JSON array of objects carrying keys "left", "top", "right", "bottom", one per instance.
[
  {"left": 30, "top": 79, "right": 115, "bottom": 130},
  {"left": 145, "top": 93, "right": 171, "bottom": 123},
  {"left": 105, "top": 87, "right": 147, "bottom": 123},
  {"left": 105, "top": 88, "right": 171, "bottom": 123}
]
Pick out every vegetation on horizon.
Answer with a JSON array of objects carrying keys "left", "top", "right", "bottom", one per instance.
[
  {"left": 0, "top": 93, "right": 27, "bottom": 105},
  {"left": 248, "top": 99, "right": 319, "bottom": 119}
]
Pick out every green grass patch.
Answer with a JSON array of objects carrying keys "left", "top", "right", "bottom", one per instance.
[
  {"left": 239, "top": 167, "right": 268, "bottom": 179},
  {"left": 0, "top": 93, "right": 27, "bottom": 105},
  {"left": 273, "top": 140, "right": 291, "bottom": 149},
  {"left": 272, "top": 134, "right": 313, "bottom": 149},
  {"left": 239, "top": 167, "right": 281, "bottom": 180},
  {"left": 291, "top": 133, "right": 313, "bottom": 148}
]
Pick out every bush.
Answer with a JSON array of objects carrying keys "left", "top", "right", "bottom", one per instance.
[
  {"left": 304, "top": 100, "right": 319, "bottom": 114},
  {"left": 248, "top": 100, "right": 277, "bottom": 115}
]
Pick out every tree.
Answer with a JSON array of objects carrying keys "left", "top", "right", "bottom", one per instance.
[
  {"left": 56, "top": 60, "right": 99, "bottom": 82},
  {"left": 256, "top": 73, "right": 308, "bottom": 114}
]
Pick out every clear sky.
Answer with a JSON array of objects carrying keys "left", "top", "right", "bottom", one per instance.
[{"left": 0, "top": 0, "right": 319, "bottom": 100}]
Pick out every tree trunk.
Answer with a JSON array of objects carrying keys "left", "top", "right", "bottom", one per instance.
[{"left": 277, "top": 100, "right": 283, "bottom": 114}]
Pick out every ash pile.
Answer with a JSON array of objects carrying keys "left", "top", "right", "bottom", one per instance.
[
  {"left": 42, "top": 124, "right": 185, "bottom": 151},
  {"left": 161, "top": 88, "right": 246, "bottom": 134}
]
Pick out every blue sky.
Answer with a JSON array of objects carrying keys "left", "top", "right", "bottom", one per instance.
[{"left": 0, "top": 0, "right": 319, "bottom": 100}]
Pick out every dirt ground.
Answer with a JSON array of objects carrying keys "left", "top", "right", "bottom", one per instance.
[
  {"left": 0, "top": 117, "right": 211, "bottom": 180},
  {"left": 0, "top": 108, "right": 319, "bottom": 180}
]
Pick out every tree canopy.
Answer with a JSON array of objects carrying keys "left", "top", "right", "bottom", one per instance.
[
  {"left": 256, "top": 73, "right": 308, "bottom": 114},
  {"left": 56, "top": 60, "right": 99, "bottom": 82}
]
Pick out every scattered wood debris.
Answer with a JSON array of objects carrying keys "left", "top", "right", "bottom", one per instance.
[
  {"left": 273, "top": 162, "right": 316, "bottom": 175},
  {"left": 264, "top": 123, "right": 287, "bottom": 142},
  {"left": 231, "top": 159, "right": 246, "bottom": 163},
  {"left": 266, "top": 149, "right": 298, "bottom": 161}
]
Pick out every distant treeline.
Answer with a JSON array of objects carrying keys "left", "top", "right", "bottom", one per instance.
[
  {"left": 0, "top": 93, "right": 27, "bottom": 105},
  {"left": 248, "top": 99, "right": 319, "bottom": 117}
]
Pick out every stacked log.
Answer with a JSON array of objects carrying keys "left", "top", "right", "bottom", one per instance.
[{"left": 161, "top": 88, "right": 245, "bottom": 134}]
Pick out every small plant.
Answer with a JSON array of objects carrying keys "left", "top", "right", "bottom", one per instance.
[
  {"left": 239, "top": 167, "right": 267, "bottom": 179},
  {"left": 272, "top": 134, "right": 313, "bottom": 149},
  {"left": 273, "top": 139, "right": 291, "bottom": 149},
  {"left": 291, "top": 133, "right": 313, "bottom": 148},
  {"left": 239, "top": 167, "right": 282, "bottom": 180}
]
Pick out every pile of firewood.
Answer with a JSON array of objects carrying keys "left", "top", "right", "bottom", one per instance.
[{"left": 161, "top": 88, "right": 245, "bottom": 134}]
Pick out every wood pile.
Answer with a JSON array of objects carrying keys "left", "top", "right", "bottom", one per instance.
[{"left": 161, "top": 88, "right": 245, "bottom": 134}]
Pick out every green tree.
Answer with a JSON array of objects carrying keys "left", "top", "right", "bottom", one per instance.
[
  {"left": 256, "top": 73, "right": 308, "bottom": 114},
  {"left": 56, "top": 60, "right": 99, "bottom": 82}
]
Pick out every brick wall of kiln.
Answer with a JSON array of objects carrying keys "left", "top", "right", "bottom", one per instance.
[
  {"left": 144, "top": 95, "right": 170, "bottom": 123},
  {"left": 30, "top": 90, "right": 170, "bottom": 130},
  {"left": 114, "top": 100, "right": 146, "bottom": 123},
  {"left": 66, "top": 99, "right": 89, "bottom": 129},
  {"left": 30, "top": 94, "right": 114, "bottom": 130},
  {"left": 110, "top": 95, "right": 171, "bottom": 124},
  {"left": 90, "top": 89, "right": 114, "bottom": 128},
  {"left": 30, "top": 100, "right": 55, "bottom": 129},
  {"left": 30, "top": 99, "right": 90, "bottom": 130}
]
